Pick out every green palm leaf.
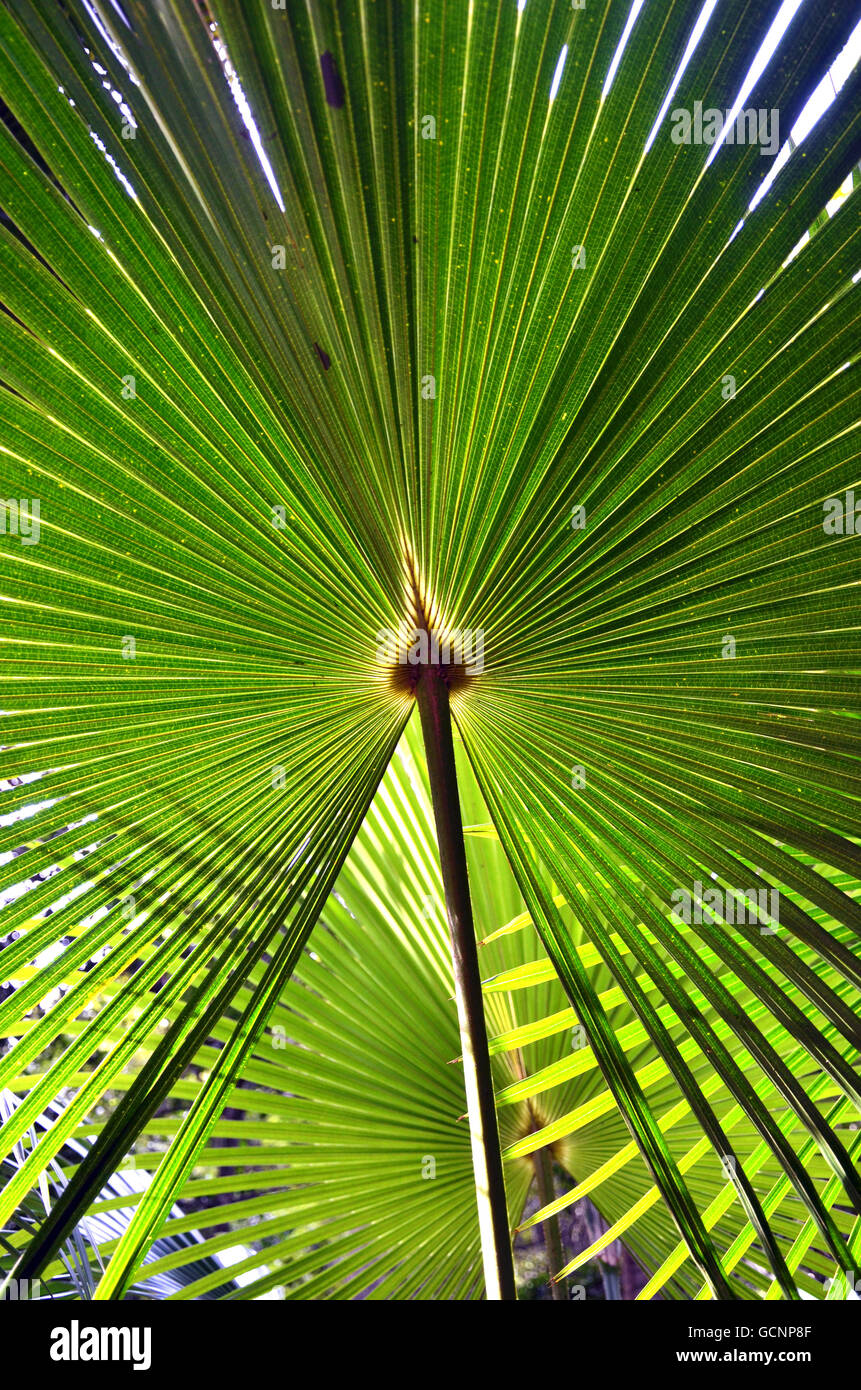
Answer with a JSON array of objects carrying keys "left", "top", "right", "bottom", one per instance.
[{"left": 0, "top": 0, "right": 859, "bottom": 1298}]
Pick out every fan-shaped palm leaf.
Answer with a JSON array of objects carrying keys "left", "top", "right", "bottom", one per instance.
[{"left": 0, "top": 0, "right": 859, "bottom": 1299}]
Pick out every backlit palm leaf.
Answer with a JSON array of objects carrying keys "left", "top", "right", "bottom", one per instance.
[{"left": 0, "top": 0, "right": 859, "bottom": 1298}]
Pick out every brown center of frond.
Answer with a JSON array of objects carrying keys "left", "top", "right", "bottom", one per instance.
[
  {"left": 383, "top": 550, "right": 485, "bottom": 696},
  {"left": 387, "top": 629, "right": 482, "bottom": 696}
]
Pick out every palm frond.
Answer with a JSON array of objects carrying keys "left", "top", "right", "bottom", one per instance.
[{"left": 0, "top": 0, "right": 859, "bottom": 1297}]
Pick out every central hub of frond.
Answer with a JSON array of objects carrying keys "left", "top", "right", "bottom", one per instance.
[
  {"left": 380, "top": 550, "right": 484, "bottom": 694},
  {"left": 376, "top": 623, "right": 485, "bottom": 695}
]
